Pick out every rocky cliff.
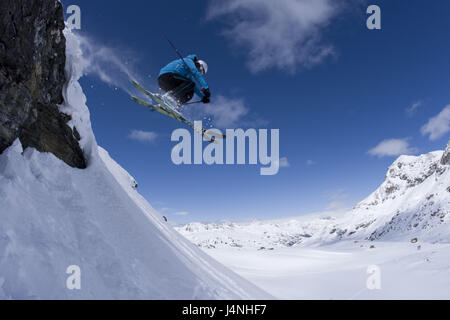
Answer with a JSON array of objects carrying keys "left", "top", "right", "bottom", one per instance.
[
  {"left": 0, "top": 0, "right": 85, "bottom": 168},
  {"left": 441, "top": 140, "right": 450, "bottom": 166}
]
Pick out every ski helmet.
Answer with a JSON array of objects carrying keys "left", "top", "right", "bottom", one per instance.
[{"left": 198, "top": 60, "right": 208, "bottom": 75}]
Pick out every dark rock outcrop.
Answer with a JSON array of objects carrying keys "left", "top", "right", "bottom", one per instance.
[
  {"left": 0, "top": 0, "right": 86, "bottom": 168},
  {"left": 441, "top": 140, "right": 450, "bottom": 166}
]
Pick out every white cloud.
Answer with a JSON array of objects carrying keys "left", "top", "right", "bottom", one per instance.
[
  {"left": 325, "top": 189, "right": 348, "bottom": 210},
  {"left": 185, "top": 95, "right": 249, "bottom": 128},
  {"left": 128, "top": 130, "right": 158, "bottom": 143},
  {"left": 206, "top": 0, "right": 340, "bottom": 73},
  {"left": 406, "top": 101, "right": 422, "bottom": 117},
  {"left": 421, "top": 105, "right": 450, "bottom": 141},
  {"left": 268, "top": 157, "right": 290, "bottom": 172},
  {"left": 279, "top": 157, "right": 290, "bottom": 168},
  {"left": 368, "top": 138, "right": 417, "bottom": 158},
  {"left": 326, "top": 201, "right": 346, "bottom": 210},
  {"left": 306, "top": 160, "right": 316, "bottom": 165},
  {"left": 173, "top": 211, "right": 189, "bottom": 216}
]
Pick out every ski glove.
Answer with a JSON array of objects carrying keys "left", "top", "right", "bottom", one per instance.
[
  {"left": 202, "top": 96, "right": 210, "bottom": 104},
  {"left": 201, "top": 88, "right": 211, "bottom": 104}
]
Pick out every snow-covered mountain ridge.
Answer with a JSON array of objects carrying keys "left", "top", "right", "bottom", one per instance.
[{"left": 177, "top": 142, "right": 450, "bottom": 249}]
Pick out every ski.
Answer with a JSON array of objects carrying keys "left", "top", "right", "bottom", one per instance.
[
  {"left": 131, "top": 96, "right": 175, "bottom": 118},
  {"left": 130, "top": 80, "right": 226, "bottom": 143},
  {"left": 132, "top": 94, "right": 215, "bottom": 141}
]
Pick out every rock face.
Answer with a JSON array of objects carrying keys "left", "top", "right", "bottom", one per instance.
[
  {"left": 0, "top": 0, "right": 86, "bottom": 168},
  {"left": 441, "top": 140, "right": 450, "bottom": 165},
  {"left": 356, "top": 151, "right": 444, "bottom": 209}
]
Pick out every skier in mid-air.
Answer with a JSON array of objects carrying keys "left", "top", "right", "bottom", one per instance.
[
  {"left": 158, "top": 54, "right": 210, "bottom": 107},
  {"left": 130, "top": 52, "right": 223, "bottom": 142}
]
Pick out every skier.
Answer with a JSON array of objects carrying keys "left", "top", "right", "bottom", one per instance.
[{"left": 158, "top": 54, "right": 210, "bottom": 107}]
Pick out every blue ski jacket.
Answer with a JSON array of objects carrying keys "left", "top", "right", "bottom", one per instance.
[{"left": 159, "top": 54, "right": 209, "bottom": 98}]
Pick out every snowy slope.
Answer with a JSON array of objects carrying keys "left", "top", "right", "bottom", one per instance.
[
  {"left": 0, "top": 29, "right": 270, "bottom": 300},
  {"left": 207, "top": 241, "right": 450, "bottom": 299},
  {"left": 178, "top": 142, "right": 450, "bottom": 249}
]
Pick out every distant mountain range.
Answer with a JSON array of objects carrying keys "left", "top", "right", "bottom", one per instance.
[{"left": 178, "top": 141, "right": 450, "bottom": 249}]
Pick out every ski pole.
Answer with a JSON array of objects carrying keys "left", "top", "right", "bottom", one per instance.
[{"left": 165, "top": 36, "right": 203, "bottom": 89}]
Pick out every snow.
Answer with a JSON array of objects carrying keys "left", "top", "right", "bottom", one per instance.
[
  {"left": 206, "top": 241, "right": 450, "bottom": 299},
  {"left": 0, "top": 28, "right": 270, "bottom": 300},
  {"left": 177, "top": 143, "right": 450, "bottom": 299}
]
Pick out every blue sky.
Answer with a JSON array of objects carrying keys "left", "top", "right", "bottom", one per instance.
[{"left": 61, "top": 0, "right": 450, "bottom": 224}]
